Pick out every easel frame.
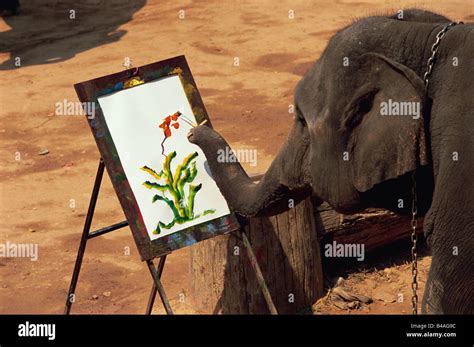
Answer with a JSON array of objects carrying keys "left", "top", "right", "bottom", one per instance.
[
  {"left": 74, "top": 55, "right": 241, "bottom": 260},
  {"left": 64, "top": 159, "right": 278, "bottom": 315}
]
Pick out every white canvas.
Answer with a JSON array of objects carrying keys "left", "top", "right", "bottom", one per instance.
[{"left": 97, "top": 75, "right": 230, "bottom": 240}]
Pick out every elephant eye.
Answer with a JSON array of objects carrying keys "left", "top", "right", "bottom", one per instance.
[{"left": 295, "top": 105, "right": 306, "bottom": 124}]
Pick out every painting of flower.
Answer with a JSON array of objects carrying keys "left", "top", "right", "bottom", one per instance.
[{"left": 141, "top": 150, "right": 215, "bottom": 234}]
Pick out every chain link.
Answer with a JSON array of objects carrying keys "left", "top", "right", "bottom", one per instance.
[{"left": 411, "top": 21, "right": 463, "bottom": 315}]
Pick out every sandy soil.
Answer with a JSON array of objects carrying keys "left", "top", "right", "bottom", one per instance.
[{"left": 0, "top": 0, "right": 472, "bottom": 314}]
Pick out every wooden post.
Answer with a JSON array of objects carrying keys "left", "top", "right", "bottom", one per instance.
[{"left": 189, "top": 197, "right": 324, "bottom": 314}]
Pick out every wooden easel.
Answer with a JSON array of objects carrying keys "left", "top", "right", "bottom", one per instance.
[
  {"left": 63, "top": 158, "right": 172, "bottom": 314},
  {"left": 64, "top": 159, "right": 277, "bottom": 315}
]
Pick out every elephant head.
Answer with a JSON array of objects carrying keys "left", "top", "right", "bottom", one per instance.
[{"left": 188, "top": 16, "right": 432, "bottom": 218}]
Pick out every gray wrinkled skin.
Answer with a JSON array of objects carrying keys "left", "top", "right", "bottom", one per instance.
[{"left": 188, "top": 9, "right": 473, "bottom": 314}]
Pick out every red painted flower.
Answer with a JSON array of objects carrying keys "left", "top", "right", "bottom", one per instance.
[{"left": 159, "top": 111, "right": 181, "bottom": 154}]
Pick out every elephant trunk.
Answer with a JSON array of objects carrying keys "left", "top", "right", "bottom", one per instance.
[{"left": 187, "top": 121, "right": 313, "bottom": 217}]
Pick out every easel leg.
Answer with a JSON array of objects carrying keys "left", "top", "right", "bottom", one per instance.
[
  {"left": 64, "top": 159, "right": 105, "bottom": 315},
  {"left": 146, "top": 259, "right": 174, "bottom": 314},
  {"left": 145, "top": 255, "right": 167, "bottom": 314},
  {"left": 240, "top": 229, "right": 278, "bottom": 314}
]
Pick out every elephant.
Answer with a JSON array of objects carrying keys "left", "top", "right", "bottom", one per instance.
[{"left": 187, "top": 9, "right": 473, "bottom": 314}]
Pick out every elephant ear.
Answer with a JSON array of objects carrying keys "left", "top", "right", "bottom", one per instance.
[{"left": 343, "top": 53, "right": 430, "bottom": 192}]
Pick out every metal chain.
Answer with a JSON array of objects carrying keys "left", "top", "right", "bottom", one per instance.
[
  {"left": 411, "top": 21, "right": 463, "bottom": 315},
  {"left": 410, "top": 171, "right": 418, "bottom": 314},
  {"left": 423, "top": 22, "right": 464, "bottom": 86}
]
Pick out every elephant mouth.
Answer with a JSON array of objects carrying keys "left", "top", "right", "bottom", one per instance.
[{"left": 186, "top": 121, "right": 208, "bottom": 143}]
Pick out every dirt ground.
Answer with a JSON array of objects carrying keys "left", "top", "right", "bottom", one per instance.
[{"left": 0, "top": 0, "right": 472, "bottom": 314}]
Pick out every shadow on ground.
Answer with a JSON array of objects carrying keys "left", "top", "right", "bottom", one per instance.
[{"left": 0, "top": 0, "right": 146, "bottom": 70}]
